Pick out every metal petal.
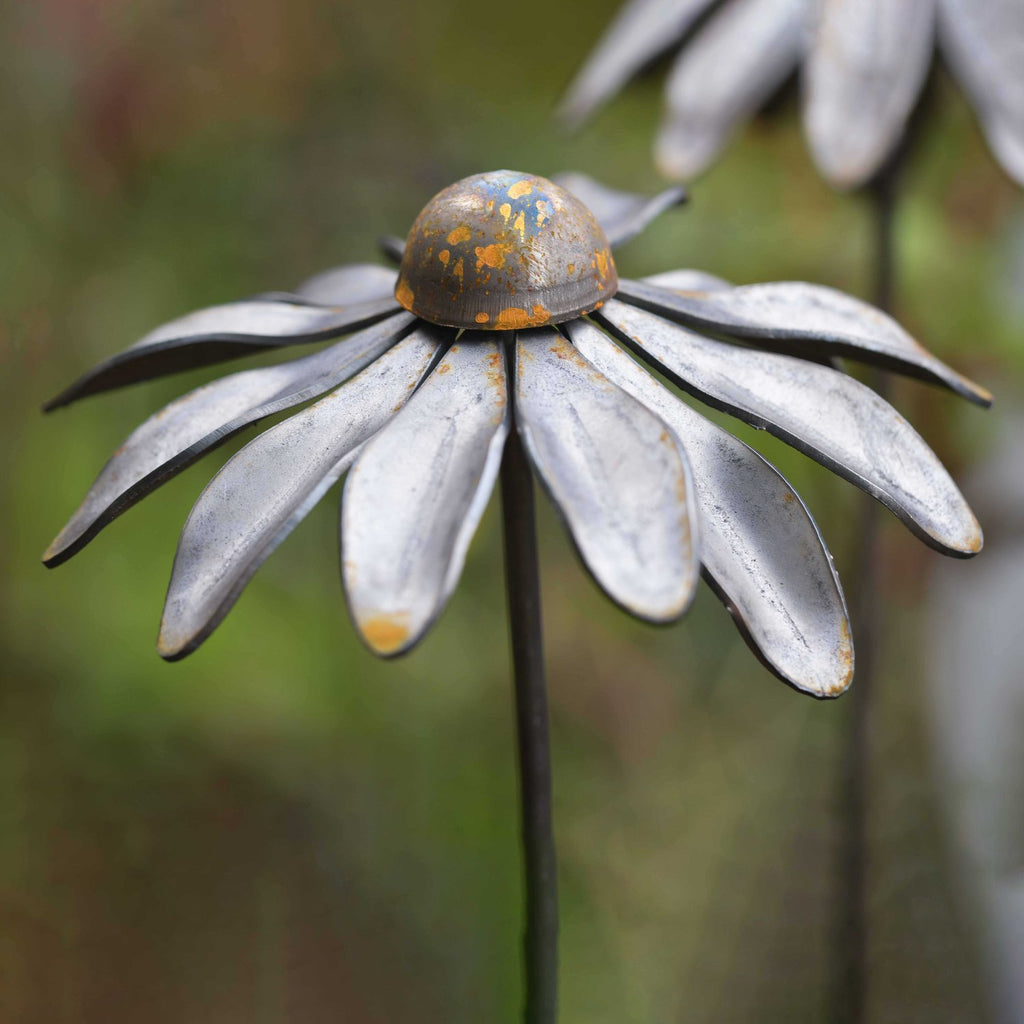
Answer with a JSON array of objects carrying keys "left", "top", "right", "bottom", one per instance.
[
  {"left": 44, "top": 296, "right": 401, "bottom": 410},
  {"left": 804, "top": 0, "right": 934, "bottom": 189},
  {"left": 567, "top": 316, "right": 852, "bottom": 696},
  {"left": 656, "top": 0, "right": 808, "bottom": 180},
  {"left": 641, "top": 268, "right": 732, "bottom": 291},
  {"left": 43, "top": 312, "right": 416, "bottom": 567},
  {"left": 515, "top": 327, "right": 699, "bottom": 622},
  {"left": 557, "top": 0, "right": 717, "bottom": 127},
  {"left": 294, "top": 263, "right": 398, "bottom": 305},
  {"left": 157, "top": 328, "right": 444, "bottom": 661},
  {"left": 617, "top": 276, "right": 992, "bottom": 405},
  {"left": 552, "top": 172, "right": 687, "bottom": 248},
  {"left": 342, "top": 336, "right": 509, "bottom": 657},
  {"left": 598, "top": 300, "right": 983, "bottom": 556},
  {"left": 939, "top": 0, "right": 1024, "bottom": 186}
]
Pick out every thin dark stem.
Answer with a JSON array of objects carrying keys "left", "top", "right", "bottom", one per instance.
[
  {"left": 501, "top": 424, "right": 558, "bottom": 1024},
  {"left": 833, "top": 157, "right": 900, "bottom": 1024}
]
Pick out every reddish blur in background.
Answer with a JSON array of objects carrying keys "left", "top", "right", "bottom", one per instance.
[{"left": 1, "top": 1, "right": 1021, "bottom": 1021}]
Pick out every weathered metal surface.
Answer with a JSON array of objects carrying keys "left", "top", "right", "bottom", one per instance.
[
  {"left": 567, "top": 317, "right": 853, "bottom": 697},
  {"left": 342, "top": 335, "right": 509, "bottom": 657},
  {"left": 514, "top": 327, "right": 699, "bottom": 622},
  {"left": 43, "top": 312, "right": 416, "bottom": 567},
  {"left": 157, "top": 328, "right": 445, "bottom": 661},
  {"left": 599, "top": 299, "right": 983, "bottom": 556},
  {"left": 558, "top": 0, "right": 715, "bottom": 127},
  {"left": 395, "top": 171, "right": 617, "bottom": 330},
  {"left": 617, "top": 277, "right": 993, "bottom": 406},
  {"left": 805, "top": 0, "right": 935, "bottom": 189},
  {"left": 641, "top": 268, "right": 732, "bottom": 292},
  {"left": 44, "top": 295, "right": 401, "bottom": 410},
  {"left": 295, "top": 263, "right": 399, "bottom": 305},
  {"left": 657, "top": 0, "right": 807, "bottom": 180},
  {"left": 552, "top": 172, "right": 687, "bottom": 248},
  {"left": 939, "top": 0, "right": 1024, "bottom": 186}
]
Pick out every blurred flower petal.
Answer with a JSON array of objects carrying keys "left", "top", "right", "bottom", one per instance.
[
  {"left": 617, "top": 277, "right": 992, "bottom": 405},
  {"left": 641, "top": 268, "right": 733, "bottom": 291},
  {"left": 805, "top": 0, "right": 935, "bottom": 189},
  {"left": 599, "top": 299, "right": 983, "bottom": 555},
  {"left": 515, "top": 327, "right": 699, "bottom": 622},
  {"left": 43, "top": 313, "right": 415, "bottom": 567},
  {"left": 342, "top": 336, "right": 509, "bottom": 657},
  {"left": 568, "top": 316, "right": 852, "bottom": 696},
  {"left": 44, "top": 296, "right": 401, "bottom": 410},
  {"left": 657, "top": 0, "right": 807, "bottom": 180},
  {"left": 295, "top": 263, "right": 399, "bottom": 305},
  {"left": 553, "top": 172, "right": 687, "bottom": 247},
  {"left": 940, "top": 0, "right": 1024, "bottom": 186},
  {"left": 558, "top": 0, "right": 716, "bottom": 127},
  {"left": 156, "top": 327, "right": 445, "bottom": 661}
]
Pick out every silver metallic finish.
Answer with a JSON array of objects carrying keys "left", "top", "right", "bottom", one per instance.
[
  {"left": 44, "top": 295, "right": 401, "bottom": 410},
  {"left": 805, "top": 0, "right": 935, "bottom": 189},
  {"left": 939, "top": 0, "right": 1024, "bottom": 186},
  {"left": 156, "top": 328, "right": 445, "bottom": 661},
  {"left": 43, "top": 312, "right": 415, "bottom": 567},
  {"left": 617, "top": 277, "right": 993, "bottom": 406},
  {"left": 295, "top": 263, "right": 399, "bottom": 305},
  {"left": 552, "top": 172, "right": 687, "bottom": 248},
  {"left": 342, "top": 336, "right": 510, "bottom": 657},
  {"left": 558, "top": 0, "right": 715, "bottom": 127},
  {"left": 640, "top": 268, "right": 732, "bottom": 292},
  {"left": 599, "top": 299, "right": 983, "bottom": 556},
  {"left": 514, "top": 327, "right": 699, "bottom": 622},
  {"left": 567, "top": 317, "right": 852, "bottom": 697},
  {"left": 657, "top": 0, "right": 807, "bottom": 180}
]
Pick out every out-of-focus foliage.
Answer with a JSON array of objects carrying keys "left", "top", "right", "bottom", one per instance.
[{"left": 0, "top": 1, "right": 1019, "bottom": 1021}]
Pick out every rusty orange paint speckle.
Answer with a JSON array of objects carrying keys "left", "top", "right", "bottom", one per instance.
[
  {"left": 594, "top": 249, "right": 609, "bottom": 278},
  {"left": 395, "top": 278, "right": 415, "bottom": 310},
  {"left": 438, "top": 249, "right": 450, "bottom": 265},
  {"left": 453, "top": 258, "right": 464, "bottom": 281},
  {"left": 361, "top": 613, "right": 411, "bottom": 655},
  {"left": 507, "top": 179, "right": 533, "bottom": 199},
  {"left": 513, "top": 210, "right": 526, "bottom": 240},
  {"left": 499, "top": 202, "right": 512, "bottom": 223},
  {"left": 446, "top": 225, "right": 471, "bottom": 245},
  {"left": 475, "top": 242, "right": 512, "bottom": 271},
  {"left": 475, "top": 312, "right": 490, "bottom": 324}
]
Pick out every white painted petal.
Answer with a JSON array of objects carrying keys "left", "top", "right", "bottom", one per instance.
[
  {"left": 558, "top": 0, "right": 717, "bottom": 127},
  {"left": 157, "top": 328, "right": 444, "bottom": 660},
  {"left": 342, "top": 336, "right": 509, "bottom": 657},
  {"left": 940, "top": 0, "right": 1024, "bottom": 186},
  {"left": 553, "top": 172, "right": 687, "bottom": 247},
  {"left": 43, "top": 313, "right": 415, "bottom": 567},
  {"left": 600, "top": 300, "right": 983, "bottom": 556},
  {"left": 641, "top": 268, "right": 733, "bottom": 291},
  {"left": 515, "top": 327, "right": 699, "bottom": 622},
  {"left": 657, "top": 0, "right": 808, "bottom": 180},
  {"left": 617, "top": 277, "right": 992, "bottom": 405},
  {"left": 804, "top": 0, "right": 935, "bottom": 189},
  {"left": 295, "top": 263, "right": 399, "bottom": 305},
  {"left": 45, "top": 296, "right": 400, "bottom": 409},
  {"left": 568, "top": 317, "right": 852, "bottom": 696}
]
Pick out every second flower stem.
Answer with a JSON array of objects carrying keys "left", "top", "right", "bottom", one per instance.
[{"left": 501, "top": 423, "right": 559, "bottom": 1024}]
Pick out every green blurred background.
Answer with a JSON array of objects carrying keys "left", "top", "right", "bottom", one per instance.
[{"left": 1, "top": 1, "right": 1021, "bottom": 1020}]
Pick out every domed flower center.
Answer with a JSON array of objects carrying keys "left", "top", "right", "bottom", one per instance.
[{"left": 395, "top": 170, "right": 618, "bottom": 331}]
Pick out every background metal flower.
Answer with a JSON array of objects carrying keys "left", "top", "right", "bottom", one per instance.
[
  {"left": 560, "top": 0, "right": 1024, "bottom": 189},
  {"left": 45, "top": 170, "right": 988, "bottom": 698}
]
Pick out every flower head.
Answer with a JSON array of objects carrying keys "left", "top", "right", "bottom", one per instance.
[
  {"left": 44, "top": 170, "right": 989, "bottom": 696},
  {"left": 560, "top": 0, "right": 1024, "bottom": 188}
]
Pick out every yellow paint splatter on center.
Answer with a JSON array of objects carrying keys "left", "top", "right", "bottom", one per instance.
[
  {"left": 594, "top": 249, "right": 610, "bottom": 278},
  {"left": 446, "top": 225, "right": 471, "bottom": 245},
  {"left": 474, "top": 242, "right": 512, "bottom": 271},
  {"left": 513, "top": 210, "right": 526, "bottom": 240},
  {"left": 475, "top": 312, "right": 490, "bottom": 324},
  {"left": 438, "top": 249, "right": 450, "bottom": 265},
  {"left": 507, "top": 179, "right": 533, "bottom": 199},
  {"left": 395, "top": 278, "right": 415, "bottom": 310},
  {"left": 499, "top": 202, "right": 512, "bottom": 223},
  {"left": 495, "top": 304, "right": 551, "bottom": 329}
]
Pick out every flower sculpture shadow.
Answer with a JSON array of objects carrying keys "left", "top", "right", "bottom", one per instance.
[
  {"left": 44, "top": 170, "right": 990, "bottom": 698},
  {"left": 559, "top": 0, "right": 1024, "bottom": 188}
]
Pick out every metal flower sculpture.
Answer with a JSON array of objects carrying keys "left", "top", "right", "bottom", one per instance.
[
  {"left": 560, "top": 0, "right": 1024, "bottom": 188},
  {"left": 45, "top": 170, "right": 988, "bottom": 699}
]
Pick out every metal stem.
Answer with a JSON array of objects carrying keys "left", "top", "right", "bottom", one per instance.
[
  {"left": 834, "top": 156, "right": 900, "bottom": 1024},
  {"left": 501, "top": 423, "right": 559, "bottom": 1024}
]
